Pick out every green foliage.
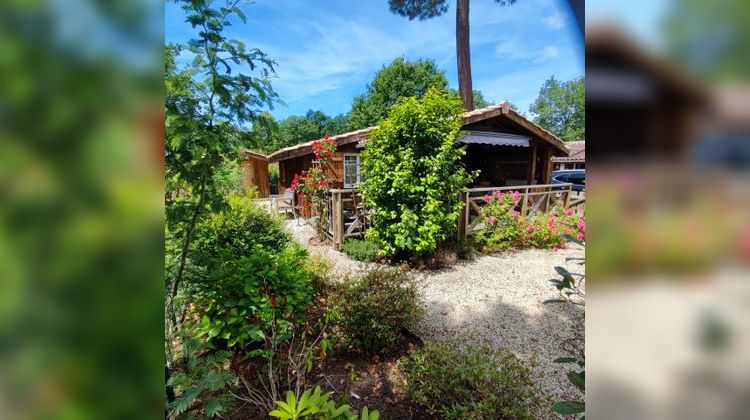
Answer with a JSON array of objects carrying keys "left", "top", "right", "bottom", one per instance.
[
  {"left": 664, "top": 0, "right": 750, "bottom": 82},
  {"left": 529, "top": 76, "right": 585, "bottom": 141},
  {"left": 193, "top": 244, "right": 312, "bottom": 348},
  {"left": 167, "top": 340, "right": 237, "bottom": 418},
  {"left": 303, "top": 254, "right": 335, "bottom": 296},
  {"left": 246, "top": 111, "right": 283, "bottom": 154},
  {"left": 347, "top": 58, "right": 448, "bottom": 129},
  {"left": 399, "top": 340, "right": 546, "bottom": 419},
  {"left": 165, "top": 0, "right": 277, "bottom": 328},
  {"left": 342, "top": 239, "right": 380, "bottom": 262},
  {"left": 551, "top": 354, "right": 585, "bottom": 418},
  {"left": 255, "top": 110, "right": 349, "bottom": 154},
  {"left": 269, "top": 386, "right": 380, "bottom": 419},
  {"left": 334, "top": 268, "right": 423, "bottom": 352},
  {"left": 547, "top": 259, "right": 585, "bottom": 419},
  {"left": 193, "top": 192, "right": 291, "bottom": 267},
  {"left": 213, "top": 159, "right": 248, "bottom": 196},
  {"left": 360, "top": 88, "right": 474, "bottom": 258},
  {"left": 449, "top": 89, "right": 493, "bottom": 108},
  {"left": 269, "top": 163, "right": 280, "bottom": 188}
]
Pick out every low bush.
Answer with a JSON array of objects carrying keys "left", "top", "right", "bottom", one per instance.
[
  {"left": 478, "top": 191, "right": 585, "bottom": 252},
  {"left": 334, "top": 268, "right": 423, "bottom": 352},
  {"left": 303, "top": 254, "right": 335, "bottom": 296},
  {"left": 193, "top": 192, "right": 291, "bottom": 268},
  {"left": 193, "top": 244, "right": 312, "bottom": 349},
  {"left": 269, "top": 386, "right": 380, "bottom": 419},
  {"left": 342, "top": 239, "right": 380, "bottom": 262},
  {"left": 167, "top": 339, "right": 236, "bottom": 418},
  {"left": 399, "top": 340, "right": 546, "bottom": 419}
]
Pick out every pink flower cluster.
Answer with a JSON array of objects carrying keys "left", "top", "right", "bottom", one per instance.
[{"left": 480, "top": 191, "right": 585, "bottom": 251}]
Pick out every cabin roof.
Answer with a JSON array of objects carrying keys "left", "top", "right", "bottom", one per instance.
[
  {"left": 552, "top": 140, "right": 585, "bottom": 162},
  {"left": 267, "top": 101, "right": 569, "bottom": 163},
  {"left": 243, "top": 150, "right": 269, "bottom": 161}
]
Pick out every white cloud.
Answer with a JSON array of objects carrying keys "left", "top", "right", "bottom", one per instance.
[
  {"left": 540, "top": 46, "right": 560, "bottom": 60},
  {"left": 252, "top": 16, "right": 455, "bottom": 103},
  {"left": 494, "top": 40, "right": 560, "bottom": 63},
  {"left": 544, "top": 12, "right": 565, "bottom": 30}
]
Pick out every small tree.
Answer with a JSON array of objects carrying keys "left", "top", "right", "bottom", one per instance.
[
  {"left": 360, "top": 88, "right": 474, "bottom": 258},
  {"left": 529, "top": 76, "right": 585, "bottom": 141}
]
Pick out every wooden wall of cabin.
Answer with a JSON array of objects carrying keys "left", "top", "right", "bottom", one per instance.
[
  {"left": 241, "top": 156, "right": 270, "bottom": 197},
  {"left": 277, "top": 143, "right": 360, "bottom": 191}
]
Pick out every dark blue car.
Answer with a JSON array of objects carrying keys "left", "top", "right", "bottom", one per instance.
[{"left": 551, "top": 169, "right": 585, "bottom": 192}]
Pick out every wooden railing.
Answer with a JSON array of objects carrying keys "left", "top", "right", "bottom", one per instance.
[
  {"left": 458, "top": 183, "right": 575, "bottom": 238},
  {"left": 326, "top": 183, "right": 578, "bottom": 249},
  {"left": 327, "top": 189, "right": 370, "bottom": 250}
]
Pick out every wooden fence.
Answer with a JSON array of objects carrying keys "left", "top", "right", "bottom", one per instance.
[
  {"left": 327, "top": 189, "right": 370, "bottom": 250},
  {"left": 325, "top": 183, "right": 581, "bottom": 250},
  {"left": 457, "top": 183, "right": 576, "bottom": 238}
]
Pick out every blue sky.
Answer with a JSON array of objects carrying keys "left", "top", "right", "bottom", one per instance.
[
  {"left": 165, "top": 0, "right": 584, "bottom": 120},
  {"left": 586, "top": 0, "right": 670, "bottom": 49}
]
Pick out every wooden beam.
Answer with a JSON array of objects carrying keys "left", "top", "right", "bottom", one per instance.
[
  {"left": 457, "top": 191, "right": 468, "bottom": 241},
  {"left": 527, "top": 144, "right": 537, "bottom": 184},
  {"left": 501, "top": 108, "right": 568, "bottom": 155},
  {"left": 333, "top": 192, "right": 344, "bottom": 250},
  {"left": 461, "top": 108, "right": 504, "bottom": 125}
]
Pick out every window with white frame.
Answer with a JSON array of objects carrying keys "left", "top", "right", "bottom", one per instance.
[{"left": 343, "top": 154, "right": 361, "bottom": 188}]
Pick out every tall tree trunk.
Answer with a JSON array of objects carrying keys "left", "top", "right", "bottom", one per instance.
[{"left": 456, "top": 0, "right": 473, "bottom": 110}]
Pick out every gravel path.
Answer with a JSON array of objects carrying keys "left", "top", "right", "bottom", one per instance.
[
  {"left": 285, "top": 220, "right": 585, "bottom": 411},
  {"left": 284, "top": 220, "right": 383, "bottom": 279},
  {"left": 411, "top": 246, "right": 585, "bottom": 409}
]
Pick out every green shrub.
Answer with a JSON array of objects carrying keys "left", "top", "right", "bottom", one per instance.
[
  {"left": 360, "top": 88, "right": 474, "bottom": 258},
  {"left": 342, "top": 239, "right": 380, "bottom": 261},
  {"left": 303, "top": 254, "right": 335, "bottom": 296},
  {"left": 269, "top": 386, "right": 380, "bottom": 419},
  {"left": 167, "top": 339, "right": 236, "bottom": 418},
  {"left": 334, "top": 268, "right": 423, "bottom": 352},
  {"left": 193, "top": 244, "right": 312, "bottom": 348},
  {"left": 193, "top": 192, "right": 291, "bottom": 268},
  {"left": 399, "top": 340, "right": 546, "bottom": 419}
]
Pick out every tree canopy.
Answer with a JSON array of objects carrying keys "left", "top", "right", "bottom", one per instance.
[
  {"left": 529, "top": 76, "right": 585, "bottom": 141},
  {"left": 664, "top": 0, "right": 750, "bottom": 83},
  {"left": 347, "top": 57, "right": 448, "bottom": 129}
]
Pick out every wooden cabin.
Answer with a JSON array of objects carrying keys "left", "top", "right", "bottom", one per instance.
[
  {"left": 267, "top": 102, "right": 570, "bottom": 191},
  {"left": 240, "top": 151, "right": 270, "bottom": 197},
  {"left": 586, "top": 25, "right": 709, "bottom": 162}
]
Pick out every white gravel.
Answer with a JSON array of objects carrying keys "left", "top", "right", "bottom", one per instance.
[
  {"left": 411, "top": 246, "right": 585, "bottom": 411},
  {"left": 284, "top": 219, "right": 383, "bottom": 279},
  {"left": 285, "top": 220, "right": 585, "bottom": 412}
]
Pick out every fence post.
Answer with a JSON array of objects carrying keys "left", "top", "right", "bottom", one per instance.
[
  {"left": 564, "top": 184, "right": 572, "bottom": 209},
  {"left": 333, "top": 191, "right": 344, "bottom": 250},
  {"left": 521, "top": 187, "right": 529, "bottom": 215},
  {"left": 457, "top": 191, "right": 468, "bottom": 241}
]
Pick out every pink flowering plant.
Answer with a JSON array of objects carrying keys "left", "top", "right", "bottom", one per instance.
[{"left": 479, "top": 191, "right": 585, "bottom": 251}]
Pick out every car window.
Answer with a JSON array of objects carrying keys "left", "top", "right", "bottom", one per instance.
[{"left": 554, "top": 174, "right": 569, "bottom": 182}]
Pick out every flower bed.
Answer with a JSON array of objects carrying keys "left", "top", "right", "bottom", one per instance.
[{"left": 478, "top": 191, "right": 585, "bottom": 252}]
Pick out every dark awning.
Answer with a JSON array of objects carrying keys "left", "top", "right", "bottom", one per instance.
[{"left": 459, "top": 131, "right": 531, "bottom": 147}]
